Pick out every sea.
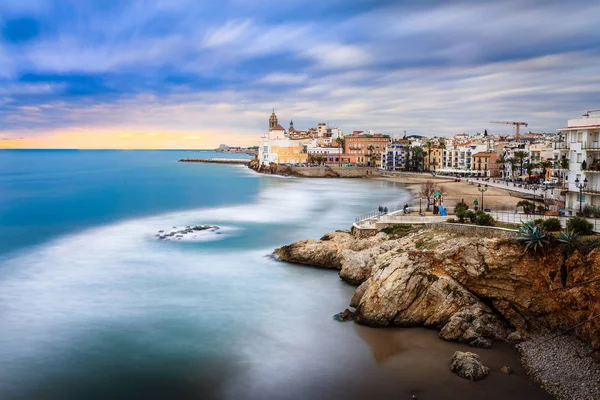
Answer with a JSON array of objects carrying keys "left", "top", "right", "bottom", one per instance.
[{"left": 0, "top": 150, "right": 550, "bottom": 400}]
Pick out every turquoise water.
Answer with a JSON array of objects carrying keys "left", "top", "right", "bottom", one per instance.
[
  {"left": 0, "top": 150, "right": 404, "bottom": 399},
  {"left": 0, "top": 151, "right": 550, "bottom": 400}
]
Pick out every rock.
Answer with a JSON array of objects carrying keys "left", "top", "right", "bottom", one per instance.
[
  {"left": 157, "top": 224, "right": 220, "bottom": 241},
  {"left": 354, "top": 250, "right": 507, "bottom": 345},
  {"left": 500, "top": 366, "right": 512, "bottom": 374},
  {"left": 507, "top": 331, "right": 527, "bottom": 344},
  {"left": 275, "top": 226, "right": 600, "bottom": 353},
  {"left": 469, "top": 337, "right": 493, "bottom": 348},
  {"left": 274, "top": 231, "right": 390, "bottom": 280},
  {"left": 450, "top": 351, "right": 489, "bottom": 381},
  {"left": 333, "top": 309, "right": 355, "bottom": 322}
]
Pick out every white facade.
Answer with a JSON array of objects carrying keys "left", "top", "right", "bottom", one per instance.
[
  {"left": 381, "top": 144, "right": 408, "bottom": 171},
  {"left": 559, "top": 115, "right": 600, "bottom": 212},
  {"left": 440, "top": 144, "right": 487, "bottom": 174}
]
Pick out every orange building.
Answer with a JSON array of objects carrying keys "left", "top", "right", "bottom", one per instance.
[
  {"left": 472, "top": 152, "right": 500, "bottom": 177},
  {"left": 344, "top": 133, "right": 390, "bottom": 167}
]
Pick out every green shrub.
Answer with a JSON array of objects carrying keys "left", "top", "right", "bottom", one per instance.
[
  {"left": 454, "top": 202, "right": 469, "bottom": 222},
  {"left": 537, "top": 205, "right": 546, "bottom": 214},
  {"left": 580, "top": 204, "right": 593, "bottom": 218},
  {"left": 381, "top": 224, "right": 413, "bottom": 235},
  {"left": 566, "top": 217, "right": 594, "bottom": 236},
  {"left": 464, "top": 210, "right": 476, "bottom": 223},
  {"left": 475, "top": 213, "right": 495, "bottom": 226},
  {"left": 517, "top": 200, "right": 536, "bottom": 214},
  {"left": 533, "top": 218, "right": 544, "bottom": 226},
  {"left": 542, "top": 218, "right": 562, "bottom": 232},
  {"left": 517, "top": 221, "right": 550, "bottom": 253}
]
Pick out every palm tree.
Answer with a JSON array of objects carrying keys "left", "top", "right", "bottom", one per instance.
[
  {"left": 367, "top": 144, "right": 375, "bottom": 167},
  {"left": 538, "top": 160, "right": 553, "bottom": 182},
  {"left": 496, "top": 155, "right": 507, "bottom": 178},
  {"left": 424, "top": 140, "right": 434, "bottom": 171},
  {"left": 506, "top": 157, "right": 517, "bottom": 182},
  {"left": 525, "top": 162, "right": 536, "bottom": 183},
  {"left": 411, "top": 147, "right": 425, "bottom": 172},
  {"left": 559, "top": 157, "right": 569, "bottom": 187},
  {"left": 335, "top": 137, "right": 345, "bottom": 167},
  {"left": 514, "top": 151, "right": 529, "bottom": 180}
]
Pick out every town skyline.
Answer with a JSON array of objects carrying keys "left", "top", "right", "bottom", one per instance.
[{"left": 1, "top": 0, "right": 600, "bottom": 149}]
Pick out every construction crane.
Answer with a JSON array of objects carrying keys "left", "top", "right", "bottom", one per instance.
[{"left": 490, "top": 121, "right": 528, "bottom": 141}]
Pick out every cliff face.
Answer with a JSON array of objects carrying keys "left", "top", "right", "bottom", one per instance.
[{"left": 275, "top": 228, "right": 600, "bottom": 352}]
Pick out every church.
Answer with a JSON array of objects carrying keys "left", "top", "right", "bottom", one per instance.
[{"left": 259, "top": 110, "right": 310, "bottom": 166}]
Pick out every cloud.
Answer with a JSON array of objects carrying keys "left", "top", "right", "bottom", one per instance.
[
  {"left": 258, "top": 73, "right": 308, "bottom": 85},
  {"left": 1, "top": 0, "right": 600, "bottom": 147},
  {"left": 202, "top": 20, "right": 252, "bottom": 48}
]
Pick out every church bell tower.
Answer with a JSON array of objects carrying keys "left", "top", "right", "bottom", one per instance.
[{"left": 269, "top": 109, "right": 278, "bottom": 131}]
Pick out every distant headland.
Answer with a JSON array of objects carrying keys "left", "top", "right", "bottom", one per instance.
[{"left": 215, "top": 144, "right": 258, "bottom": 155}]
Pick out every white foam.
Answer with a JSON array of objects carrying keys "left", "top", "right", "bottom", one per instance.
[{"left": 0, "top": 177, "right": 409, "bottom": 384}]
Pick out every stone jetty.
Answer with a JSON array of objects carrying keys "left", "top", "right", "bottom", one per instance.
[{"left": 178, "top": 158, "right": 250, "bottom": 165}]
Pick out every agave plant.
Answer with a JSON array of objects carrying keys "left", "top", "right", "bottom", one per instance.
[
  {"left": 558, "top": 229, "right": 579, "bottom": 248},
  {"left": 517, "top": 220, "right": 550, "bottom": 253}
]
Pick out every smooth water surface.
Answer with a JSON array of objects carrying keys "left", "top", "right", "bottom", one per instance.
[{"left": 0, "top": 150, "right": 550, "bottom": 400}]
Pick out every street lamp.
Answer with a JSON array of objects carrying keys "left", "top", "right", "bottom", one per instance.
[
  {"left": 478, "top": 183, "right": 488, "bottom": 211},
  {"left": 575, "top": 177, "right": 588, "bottom": 214}
]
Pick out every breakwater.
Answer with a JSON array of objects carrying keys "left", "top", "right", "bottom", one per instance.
[{"left": 178, "top": 158, "right": 250, "bottom": 165}]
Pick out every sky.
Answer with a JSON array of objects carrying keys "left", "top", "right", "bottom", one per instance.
[{"left": 1, "top": 0, "right": 600, "bottom": 149}]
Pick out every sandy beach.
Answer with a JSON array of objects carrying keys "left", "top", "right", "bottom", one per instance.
[{"left": 375, "top": 175, "right": 529, "bottom": 212}]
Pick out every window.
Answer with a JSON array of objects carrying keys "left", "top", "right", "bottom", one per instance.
[{"left": 577, "top": 153, "right": 582, "bottom": 163}]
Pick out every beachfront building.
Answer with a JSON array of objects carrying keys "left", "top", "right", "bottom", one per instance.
[
  {"left": 439, "top": 143, "right": 488, "bottom": 175},
  {"left": 381, "top": 144, "right": 409, "bottom": 171},
  {"left": 558, "top": 111, "right": 600, "bottom": 212},
  {"left": 306, "top": 143, "right": 343, "bottom": 163},
  {"left": 259, "top": 111, "right": 310, "bottom": 166},
  {"left": 424, "top": 142, "right": 444, "bottom": 172},
  {"left": 499, "top": 144, "right": 530, "bottom": 181},
  {"left": 344, "top": 132, "right": 391, "bottom": 167},
  {"left": 472, "top": 152, "right": 500, "bottom": 177}
]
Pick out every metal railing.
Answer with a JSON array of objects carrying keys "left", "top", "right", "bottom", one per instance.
[{"left": 489, "top": 212, "right": 600, "bottom": 233}]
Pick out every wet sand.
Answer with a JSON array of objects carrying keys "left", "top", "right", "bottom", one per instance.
[{"left": 353, "top": 326, "right": 552, "bottom": 400}]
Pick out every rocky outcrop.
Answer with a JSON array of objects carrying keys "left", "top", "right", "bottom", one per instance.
[
  {"left": 350, "top": 249, "right": 506, "bottom": 347},
  {"left": 274, "top": 231, "right": 387, "bottom": 281},
  {"left": 450, "top": 351, "right": 489, "bottom": 381},
  {"left": 274, "top": 226, "right": 600, "bottom": 353},
  {"left": 156, "top": 225, "right": 220, "bottom": 240}
]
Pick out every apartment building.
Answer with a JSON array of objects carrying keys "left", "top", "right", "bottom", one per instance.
[
  {"left": 344, "top": 132, "right": 390, "bottom": 167},
  {"left": 381, "top": 144, "right": 409, "bottom": 171},
  {"left": 558, "top": 112, "right": 600, "bottom": 212}
]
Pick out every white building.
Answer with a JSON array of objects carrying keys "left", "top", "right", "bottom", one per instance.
[
  {"left": 439, "top": 143, "right": 488, "bottom": 175},
  {"left": 558, "top": 112, "right": 600, "bottom": 213},
  {"left": 381, "top": 144, "right": 408, "bottom": 171}
]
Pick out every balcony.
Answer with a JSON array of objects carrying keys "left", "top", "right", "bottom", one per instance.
[
  {"left": 582, "top": 142, "right": 600, "bottom": 150},
  {"left": 581, "top": 186, "right": 600, "bottom": 195}
]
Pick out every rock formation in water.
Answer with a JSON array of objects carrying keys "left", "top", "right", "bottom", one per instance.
[
  {"left": 450, "top": 351, "right": 489, "bottom": 381},
  {"left": 156, "top": 225, "right": 219, "bottom": 240},
  {"left": 275, "top": 227, "right": 600, "bottom": 355}
]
